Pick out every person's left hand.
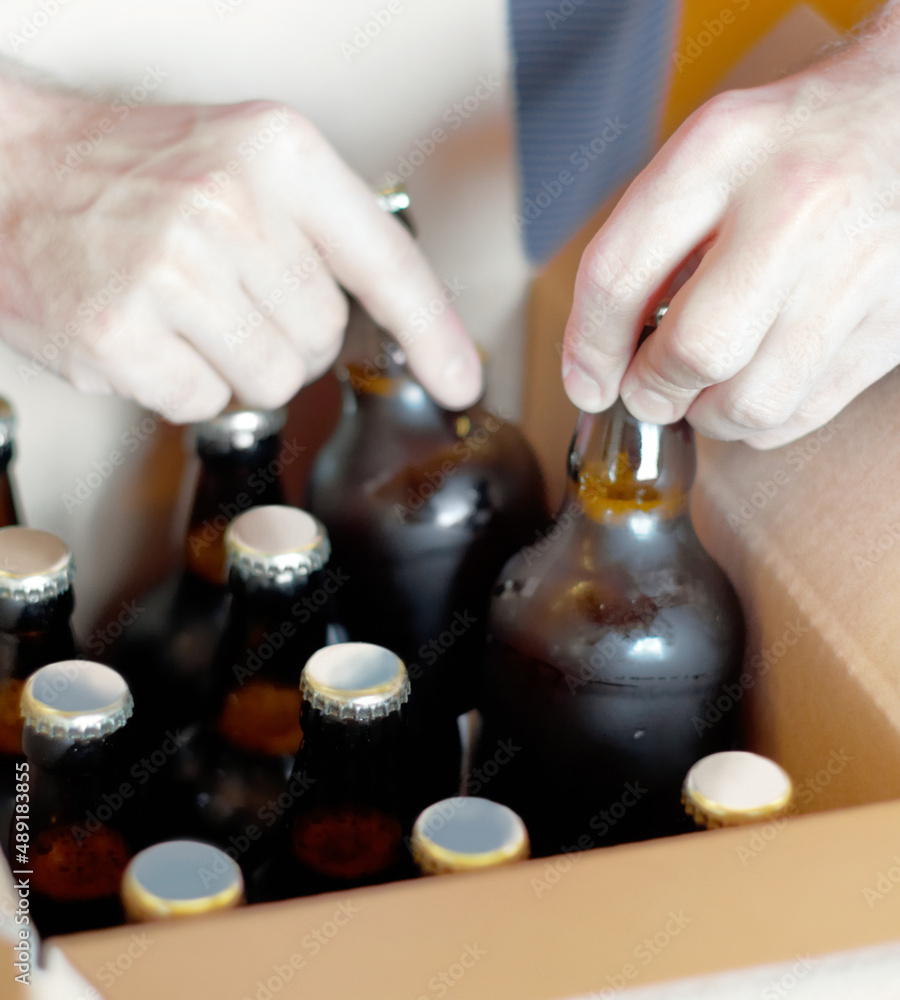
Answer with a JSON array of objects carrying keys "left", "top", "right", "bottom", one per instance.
[{"left": 561, "top": 21, "right": 900, "bottom": 448}]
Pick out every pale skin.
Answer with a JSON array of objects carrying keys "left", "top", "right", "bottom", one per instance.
[
  {"left": 1, "top": 4, "right": 898, "bottom": 439},
  {"left": 563, "top": 2, "right": 900, "bottom": 448}
]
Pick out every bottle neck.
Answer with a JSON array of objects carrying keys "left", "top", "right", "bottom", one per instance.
[
  {"left": 184, "top": 434, "right": 285, "bottom": 584},
  {"left": 211, "top": 573, "right": 329, "bottom": 758},
  {"left": 565, "top": 399, "right": 696, "bottom": 524}
]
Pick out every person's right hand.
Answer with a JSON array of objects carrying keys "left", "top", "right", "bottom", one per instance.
[{"left": 0, "top": 77, "right": 483, "bottom": 422}]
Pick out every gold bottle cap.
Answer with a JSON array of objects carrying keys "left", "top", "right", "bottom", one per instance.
[
  {"left": 194, "top": 406, "right": 287, "bottom": 453},
  {"left": 683, "top": 751, "right": 794, "bottom": 829},
  {"left": 121, "top": 840, "right": 244, "bottom": 922},
  {"left": 411, "top": 798, "right": 530, "bottom": 875},
  {"left": 21, "top": 661, "right": 133, "bottom": 741},
  {"left": 225, "top": 505, "right": 330, "bottom": 584},
  {"left": 300, "top": 643, "right": 410, "bottom": 721},
  {"left": 0, "top": 527, "right": 74, "bottom": 602},
  {"left": 0, "top": 397, "right": 16, "bottom": 449}
]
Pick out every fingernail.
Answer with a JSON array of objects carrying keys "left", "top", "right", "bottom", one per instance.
[
  {"left": 563, "top": 362, "right": 604, "bottom": 412},
  {"left": 621, "top": 387, "right": 677, "bottom": 424}
]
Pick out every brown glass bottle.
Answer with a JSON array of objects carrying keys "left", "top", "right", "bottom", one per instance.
[
  {"left": 0, "top": 398, "right": 21, "bottom": 527},
  {"left": 307, "top": 204, "right": 547, "bottom": 808},
  {"left": 109, "top": 407, "right": 289, "bottom": 743},
  {"left": 0, "top": 529, "right": 78, "bottom": 860},
  {"left": 173, "top": 505, "right": 332, "bottom": 873},
  {"left": 253, "top": 642, "right": 415, "bottom": 902},
  {"left": 14, "top": 661, "right": 138, "bottom": 937},
  {"left": 472, "top": 358, "right": 746, "bottom": 857}
]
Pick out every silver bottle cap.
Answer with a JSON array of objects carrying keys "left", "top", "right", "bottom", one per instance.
[
  {"left": 0, "top": 527, "right": 75, "bottom": 602},
  {"left": 300, "top": 643, "right": 410, "bottom": 721},
  {"left": 0, "top": 397, "right": 16, "bottom": 449},
  {"left": 683, "top": 751, "right": 794, "bottom": 829},
  {"left": 225, "top": 506, "right": 330, "bottom": 584},
  {"left": 121, "top": 840, "right": 244, "bottom": 921},
  {"left": 411, "top": 798, "right": 530, "bottom": 875},
  {"left": 194, "top": 406, "right": 287, "bottom": 453},
  {"left": 21, "top": 661, "right": 133, "bottom": 741}
]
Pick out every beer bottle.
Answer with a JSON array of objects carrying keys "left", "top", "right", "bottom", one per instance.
[
  {"left": 121, "top": 839, "right": 244, "bottom": 921},
  {"left": 306, "top": 190, "right": 547, "bottom": 809},
  {"left": 174, "top": 505, "right": 331, "bottom": 871},
  {"left": 411, "top": 797, "right": 529, "bottom": 875},
  {"left": 0, "top": 529, "right": 78, "bottom": 858},
  {"left": 110, "top": 407, "right": 288, "bottom": 741},
  {"left": 254, "top": 642, "right": 414, "bottom": 901},
  {"left": 682, "top": 751, "right": 793, "bottom": 829},
  {"left": 0, "top": 398, "right": 21, "bottom": 527},
  {"left": 16, "top": 661, "right": 137, "bottom": 936},
  {"left": 472, "top": 309, "right": 746, "bottom": 857}
]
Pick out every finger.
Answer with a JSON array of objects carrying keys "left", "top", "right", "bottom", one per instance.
[
  {"left": 287, "top": 138, "right": 482, "bottom": 409},
  {"left": 684, "top": 255, "right": 878, "bottom": 441},
  {"left": 561, "top": 106, "right": 736, "bottom": 410},
  {"left": 149, "top": 242, "right": 308, "bottom": 409},
  {"left": 618, "top": 218, "right": 808, "bottom": 425},
  {"left": 235, "top": 219, "right": 348, "bottom": 381},
  {"left": 736, "top": 322, "right": 900, "bottom": 450},
  {"left": 73, "top": 315, "right": 232, "bottom": 423}
]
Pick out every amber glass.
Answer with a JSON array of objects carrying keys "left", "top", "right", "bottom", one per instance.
[
  {"left": 0, "top": 591, "right": 78, "bottom": 861},
  {"left": 20, "top": 726, "right": 138, "bottom": 936},
  {"left": 172, "top": 567, "right": 330, "bottom": 874},
  {"left": 254, "top": 694, "right": 413, "bottom": 901},
  {"left": 306, "top": 301, "right": 547, "bottom": 809},
  {"left": 0, "top": 443, "right": 19, "bottom": 528},
  {"left": 472, "top": 394, "right": 746, "bottom": 857},
  {"left": 109, "top": 427, "right": 285, "bottom": 742}
]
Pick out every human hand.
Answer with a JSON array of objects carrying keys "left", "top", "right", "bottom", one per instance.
[
  {"left": 0, "top": 76, "right": 482, "bottom": 422},
  {"left": 562, "top": 10, "right": 900, "bottom": 448}
]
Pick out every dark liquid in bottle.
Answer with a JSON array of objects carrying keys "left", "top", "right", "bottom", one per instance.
[
  {"left": 307, "top": 340, "right": 547, "bottom": 809},
  {"left": 473, "top": 407, "right": 745, "bottom": 857}
]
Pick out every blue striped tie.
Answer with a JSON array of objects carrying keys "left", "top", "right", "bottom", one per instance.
[{"left": 510, "top": 0, "right": 678, "bottom": 264}]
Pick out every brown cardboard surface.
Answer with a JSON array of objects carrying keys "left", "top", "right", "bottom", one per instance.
[{"left": 57, "top": 799, "right": 900, "bottom": 1000}]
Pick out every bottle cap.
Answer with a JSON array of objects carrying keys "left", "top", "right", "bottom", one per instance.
[
  {"left": 682, "top": 751, "right": 793, "bottom": 829},
  {"left": 0, "top": 397, "right": 16, "bottom": 449},
  {"left": 411, "top": 798, "right": 530, "bottom": 875},
  {"left": 225, "top": 506, "right": 330, "bottom": 584},
  {"left": 194, "top": 406, "right": 287, "bottom": 453},
  {"left": 21, "top": 661, "right": 133, "bottom": 740},
  {"left": 121, "top": 840, "right": 244, "bottom": 921},
  {"left": 0, "top": 528, "right": 75, "bottom": 602},
  {"left": 300, "top": 643, "right": 410, "bottom": 721}
]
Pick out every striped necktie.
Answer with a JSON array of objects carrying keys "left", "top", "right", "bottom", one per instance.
[{"left": 510, "top": 0, "right": 679, "bottom": 264}]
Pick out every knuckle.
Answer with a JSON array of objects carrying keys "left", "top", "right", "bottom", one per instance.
[
  {"left": 666, "top": 322, "right": 736, "bottom": 385},
  {"left": 579, "top": 246, "right": 640, "bottom": 317},
  {"left": 720, "top": 388, "right": 793, "bottom": 432}
]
